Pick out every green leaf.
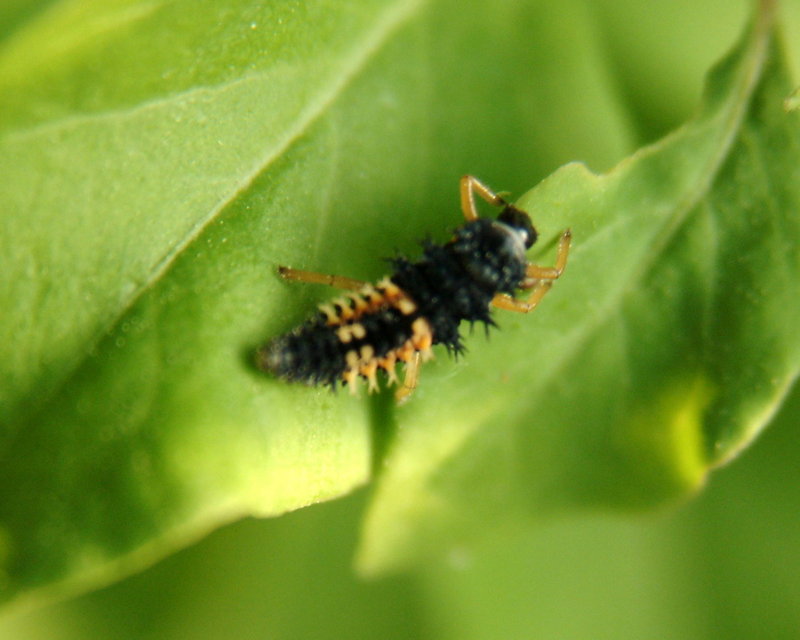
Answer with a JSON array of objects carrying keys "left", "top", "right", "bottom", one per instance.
[
  {"left": 0, "top": 0, "right": 631, "bottom": 607},
  {"left": 357, "top": 1, "right": 800, "bottom": 574},
  {"left": 0, "top": 0, "right": 420, "bottom": 427}
]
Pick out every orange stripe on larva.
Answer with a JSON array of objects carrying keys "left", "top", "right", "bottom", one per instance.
[
  {"left": 318, "top": 280, "right": 420, "bottom": 328},
  {"left": 360, "top": 360, "right": 379, "bottom": 392},
  {"left": 411, "top": 317, "right": 433, "bottom": 350},
  {"left": 378, "top": 352, "right": 398, "bottom": 384},
  {"left": 329, "top": 282, "right": 433, "bottom": 393}
]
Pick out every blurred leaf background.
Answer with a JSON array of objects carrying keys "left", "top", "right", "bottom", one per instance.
[
  {"left": 1, "top": 0, "right": 799, "bottom": 637},
  {"left": 4, "top": 384, "right": 800, "bottom": 639}
]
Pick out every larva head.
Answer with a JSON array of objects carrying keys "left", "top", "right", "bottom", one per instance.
[{"left": 497, "top": 204, "right": 538, "bottom": 249}]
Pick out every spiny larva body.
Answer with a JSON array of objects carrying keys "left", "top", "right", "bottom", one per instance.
[{"left": 256, "top": 176, "right": 571, "bottom": 402}]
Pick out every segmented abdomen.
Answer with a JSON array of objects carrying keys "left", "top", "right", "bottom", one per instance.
[{"left": 257, "top": 278, "right": 433, "bottom": 392}]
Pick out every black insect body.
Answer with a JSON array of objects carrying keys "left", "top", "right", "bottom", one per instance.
[{"left": 257, "top": 176, "right": 571, "bottom": 402}]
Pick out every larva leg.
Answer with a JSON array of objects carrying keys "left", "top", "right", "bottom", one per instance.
[
  {"left": 395, "top": 351, "right": 421, "bottom": 404},
  {"left": 491, "top": 281, "right": 553, "bottom": 313},
  {"left": 522, "top": 229, "right": 572, "bottom": 281},
  {"left": 492, "top": 229, "right": 572, "bottom": 314},
  {"left": 277, "top": 266, "right": 367, "bottom": 290},
  {"left": 459, "top": 175, "right": 509, "bottom": 222}
]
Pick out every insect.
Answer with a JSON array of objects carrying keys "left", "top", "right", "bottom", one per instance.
[{"left": 256, "top": 175, "right": 571, "bottom": 402}]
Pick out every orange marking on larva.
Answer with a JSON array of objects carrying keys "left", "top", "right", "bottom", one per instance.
[
  {"left": 379, "top": 278, "right": 402, "bottom": 298},
  {"left": 319, "top": 303, "right": 338, "bottom": 324},
  {"left": 378, "top": 353, "right": 398, "bottom": 384},
  {"left": 321, "top": 280, "right": 421, "bottom": 331},
  {"left": 411, "top": 317, "right": 433, "bottom": 350},
  {"left": 359, "top": 344, "right": 375, "bottom": 363},
  {"left": 415, "top": 332, "right": 433, "bottom": 351},
  {"left": 377, "top": 278, "right": 417, "bottom": 313},
  {"left": 343, "top": 368, "right": 358, "bottom": 389},
  {"left": 362, "top": 285, "right": 380, "bottom": 303},
  {"left": 324, "top": 284, "right": 389, "bottom": 325},
  {"left": 360, "top": 361, "right": 379, "bottom": 392},
  {"left": 347, "top": 292, "right": 368, "bottom": 312},
  {"left": 350, "top": 323, "right": 366, "bottom": 339},
  {"left": 411, "top": 317, "right": 428, "bottom": 333},
  {"left": 333, "top": 297, "right": 354, "bottom": 321},
  {"left": 329, "top": 292, "right": 431, "bottom": 393},
  {"left": 396, "top": 297, "right": 417, "bottom": 315},
  {"left": 396, "top": 343, "right": 415, "bottom": 362}
]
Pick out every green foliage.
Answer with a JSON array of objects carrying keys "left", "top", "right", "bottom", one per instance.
[
  {"left": 0, "top": 0, "right": 797, "bottom": 616},
  {"left": 4, "top": 389, "right": 800, "bottom": 639},
  {"left": 359, "top": 1, "right": 800, "bottom": 573}
]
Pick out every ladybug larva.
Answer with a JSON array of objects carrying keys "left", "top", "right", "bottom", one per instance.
[{"left": 257, "top": 175, "right": 571, "bottom": 402}]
